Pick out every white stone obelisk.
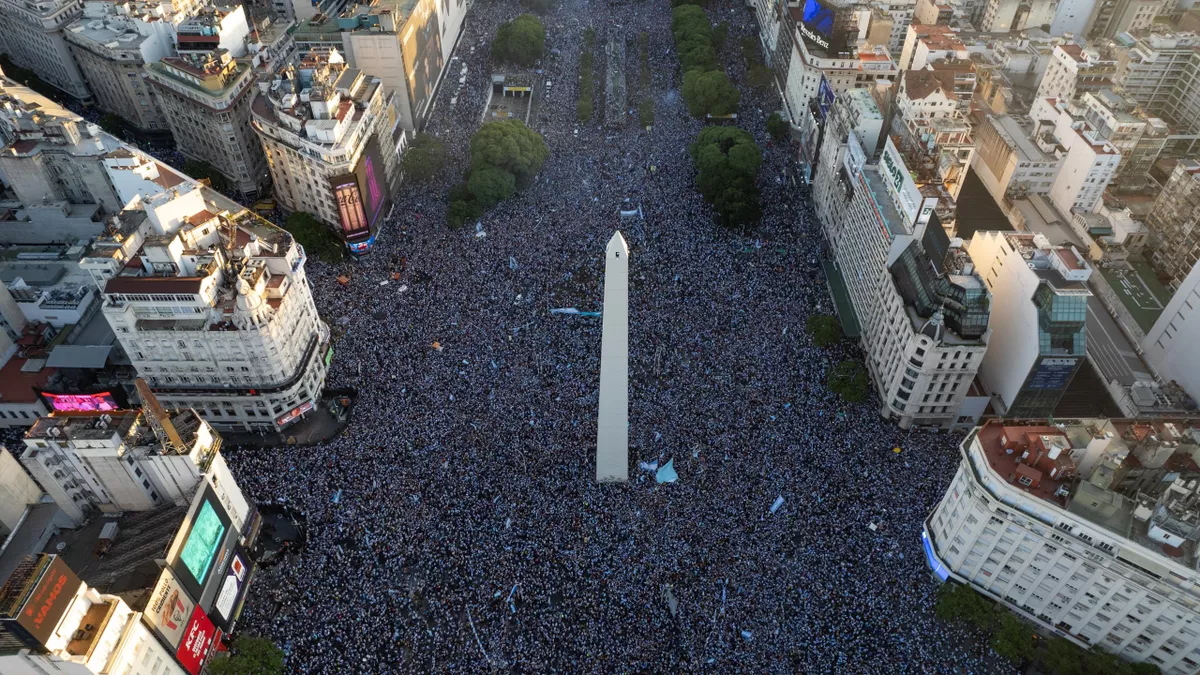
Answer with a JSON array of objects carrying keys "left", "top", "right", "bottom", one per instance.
[{"left": 596, "top": 231, "right": 629, "bottom": 482}]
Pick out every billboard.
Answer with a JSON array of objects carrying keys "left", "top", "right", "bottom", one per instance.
[
  {"left": 169, "top": 485, "right": 233, "bottom": 603},
  {"left": 276, "top": 400, "right": 314, "bottom": 428},
  {"left": 817, "top": 75, "right": 835, "bottom": 122},
  {"left": 18, "top": 556, "right": 82, "bottom": 646},
  {"left": 1027, "top": 358, "right": 1079, "bottom": 390},
  {"left": 881, "top": 138, "right": 923, "bottom": 226},
  {"left": 400, "top": 0, "right": 444, "bottom": 124},
  {"left": 145, "top": 568, "right": 196, "bottom": 651},
  {"left": 331, "top": 174, "right": 369, "bottom": 240},
  {"left": 799, "top": 0, "right": 846, "bottom": 53},
  {"left": 175, "top": 605, "right": 218, "bottom": 675},
  {"left": 354, "top": 139, "right": 391, "bottom": 231},
  {"left": 209, "top": 548, "right": 251, "bottom": 631},
  {"left": 38, "top": 391, "right": 119, "bottom": 412}
]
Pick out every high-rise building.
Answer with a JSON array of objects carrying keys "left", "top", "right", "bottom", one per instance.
[
  {"left": 1035, "top": 44, "right": 1117, "bottom": 108},
  {"left": 815, "top": 91, "right": 991, "bottom": 429},
  {"left": 1087, "top": 0, "right": 1168, "bottom": 40},
  {"left": 0, "top": 80, "right": 125, "bottom": 215},
  {"left": 1109, "top": 32, "right": 1200, "bottom": 137},
  {"left": 1079, "top": 89, "right": 1170, "bottom": 191},
  {"left": 291, "top": 0, "right": 467, "bottom": 132},
  {"left": 0, "top": 0, "right": 90, "bottom": 101},
  {"left": 1142, "top": 258, "right": 1200, "bottom": 406},
  {"left": 969, "top": 232, "right": 1092, "bottom": 418},
  {"left": 63, "top": 1, "right": 179, "bottom": 133},
  {"left": 135, "top": 8, "right": 281, "bottom": 200},
  {"left": 897, "top": 23, "right": 966, "bottom": 72},
  {"left": 1146, "top": 160, "right": 1200, "bottom": 290},
  {"left": 924, "top": 418, "right": 1200, "bottom": 673},
  {"left": 891, "top": 69, "right": 974, "bottom": 198},
  {"left": 251, "top": 48, "right": 403, "bottom": 254},
  {"left": 1030, "top": 97, "right": 1123, "bottom": 216},
  {"left": 972, "top": 114, "right": 1062, "bottom": 202},
  {"left": 81, "top": 183, "right": 331, "bottom": 431},
  {"left": 979, "top": 0, "right": 1060, "bottom": 31}
]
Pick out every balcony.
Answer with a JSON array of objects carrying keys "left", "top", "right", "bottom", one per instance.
[{"left": 65, "top": 600, "right": 117, "bottom": 660}]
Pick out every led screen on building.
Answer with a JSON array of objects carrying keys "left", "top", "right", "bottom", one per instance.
[
  {"left": 353, "top": 139, "right": 391, "bottom": 230},
  {"left": 17, "top": 556, "right": 82, "bottom": 646},
  {"left": 210, "top": 548, "right": 252, "bottom": 631},
  {"left": 331, "top": 174, "right": 369, "bottom": 239},
  {"left": 180, "top": 502, "right": 225, "bottom": 586},
  {"left": 39, "top": 391, "right": 118, "bottom": 412},
  {"left": 798, "top": 0, "right": 849, "bottom": 55},
  {"left": 169, "top": 485, "right": 233, "bottom": 603},
  {"left": 175, "top": 605, "right": 218, "bottom": 675}
]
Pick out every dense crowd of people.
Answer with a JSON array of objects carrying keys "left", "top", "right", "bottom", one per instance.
[{"left": 223, "top": 0, "right": 1007, "bottom": 671}]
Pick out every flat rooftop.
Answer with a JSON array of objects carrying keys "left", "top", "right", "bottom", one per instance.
[
  {"left": 863, "top": 167, "right": 909, "bottom": 237},
  {"left": 1098, "top": 261, "right": 1172, "bottom": 333},
  {"left": 992, "top": 115, "right": 1055, "bottom": 164}
]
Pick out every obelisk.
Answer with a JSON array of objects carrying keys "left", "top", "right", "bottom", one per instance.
[{"left": 596, "top": 231, "right": 629, "bottom": 482}]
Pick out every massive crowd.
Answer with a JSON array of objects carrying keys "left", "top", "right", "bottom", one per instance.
[{"left": 224, "top": 0, "right": 1008, "bottom": 671}]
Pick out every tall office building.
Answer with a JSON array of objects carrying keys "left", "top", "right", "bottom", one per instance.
[
  {"left": 814, "top": 91, "right": 991, "bottom": 430},
  {"left": 1109, "top": 32, "right": 1200, "bottom": 137},
  {"left": 969, "top": 232, "right": 1092, "bottom": 419},
  {"left": 1143, "top": 259, "right": 1200, "bottom": 406},
  {"left": 251, "top": 48, "right": 402, "bottom": 254},
  {"left": 925, "top": 418, "right": 1200, "bottom": 674},
  {"left": 0, "top": 0, "right": 90, "bottom": 101},
  {"left": 63, "top": 0, "right": 180, "bottom": 133},
  {"left": 1035, "top": 44, "right": 1116, "bottom": 108},
  {"left": 1146, "top": 160, "right": 1200, "bottom": 290}
]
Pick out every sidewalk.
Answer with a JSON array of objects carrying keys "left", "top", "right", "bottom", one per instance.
[{"left": 222, "top": 390, "right": 356, "bottom": 448}]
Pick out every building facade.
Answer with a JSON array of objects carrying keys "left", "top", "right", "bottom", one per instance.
[
  {"left": 969, "top": 232, "right": 1092, "bottom": 418},
  {"left": 1146, "top": 160, "right": 1200, "bottom": 290},
  {"left": 145, "top": 51, "right": 270, "bottom": 199},
  {"left": 1142, "top": 258, "right": 1200, "bottom": 406},
  {"left": 1110, "top": 32, "right": 1200, "bottom": 137},
  {"left": 63, "top": 1, "right": 178, "bottom": 133},
  {"left": 0, "top": 0, "right": 90, "bottom": 101},
  {"left": 925, "top": 419, "right": 1200, "bottom": 675},
  {"left": 251, "top": 48, "right": 402, "bottom": 252},
  {"left": 815, "top": 92, "right": 991, "bottom": 429}
]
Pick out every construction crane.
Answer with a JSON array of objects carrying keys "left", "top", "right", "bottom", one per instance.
[{"left": 134, "top": 378, "right": 187, "bottom": 455}]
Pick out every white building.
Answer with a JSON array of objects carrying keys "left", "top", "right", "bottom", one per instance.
[
  {"left": 969, "top": 231, "right": 1092, "bottom": 418},
  {"left": 925, "top": 419, "right": 1200, "bottom": 675},
  {"left": 1031, "top": 97, "right": 1122, "bottom": 216},
  {"left": 971, "top": 114, "right": 1062, "bottom": 203},
  {"left": 0, "top": 553, "right": 186, "bottom": 675},
  {"left": 1143, "top": 259, "right": 1200, "bottom": 406},
  {"left": 0, "top": 0, "right": 90, "bottom": 101},
  {"left": 18, "top": 406, "right": 242, "bottom": 525},
  {"left": 1035, "top": 44, "right": 1115, "bottom": 109},
  {"left": 897, "top": 23, "right": 967, "bottom": 72},
  {"left": 814, "top": 91, "right": 991, "bottom": 429},
  {"left": 0, "top": 446, "right": 43, "bottom": 537},
  {"left": 251, "top": 48, "right": 403, "bottom": 251}
]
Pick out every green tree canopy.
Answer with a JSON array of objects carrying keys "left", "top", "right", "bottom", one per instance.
[
  {"left": 991, "top": 613, "right": 1037, "bottom": 665},
  {"left": 828, "top": 359, "right": 869, "bottom": 402},
  {"left": 492, "top": 14, "right": 546, "bottom": 67},
  {"left": 283, "top": 211, "right": 345, "bottom": 263},
  {"left": 207, "top": 636, "right": 284, "bottom": 675},
  {"left": 682, "top": 69, "right": 740, "bottom": 117},
  {"left": 467, "top": 165, "right": 517, "bottom": 208},
  {"left": 689, "top": 126, "right": 761, "bottom": 194},
  {"left": 711, "top": 22, "right": 728, "bottom": 51},
  {"left": 448, "top": 199, "right": 484, "bottom": 228},
  {"left": 671, "top": 4, "right": 709, "bottom": 32},
  {"left": 401, "top": 133, "right": 447, "bottom": 182},
  {"left": 934, "top": 582, "right": 995, "bottom": 632},
  {"left": 806, "top": 315, "right": 842, "bottom": 347},
  {"left": 469, "top": 119, "right": 549, "bottom": 187},
  {"left": 767, "top": 111, "right": 790, "bottom": 142}
]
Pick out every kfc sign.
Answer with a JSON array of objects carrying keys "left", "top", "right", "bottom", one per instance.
[{"left": 175, "top": 605, "right": 218, "bottom": 675}]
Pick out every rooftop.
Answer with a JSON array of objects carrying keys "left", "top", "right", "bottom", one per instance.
[{"left": 990, "top": 115, "right": 1056, "bottom": 164}]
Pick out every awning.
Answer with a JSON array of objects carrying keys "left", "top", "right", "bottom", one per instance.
[{"left": 47, "top": 345, "right": 113, "bottom": 369}]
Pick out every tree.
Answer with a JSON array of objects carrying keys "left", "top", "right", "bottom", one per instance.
[
  {"left": 711, "top": 22, "right": 728, "bottom": 51},
  {"left": 747, "top": 64, "right": 774, "bottom": 89},
  {"left": 207, "top": 636, "right": 284, "bottom": 675},
  {"left": 991, "top": 613, "right": 1036, "bottom": 665},
  {"left": 806, "top": 315, "right": 842, "bottom": 347},
  {"left": 576, "top": 98, "right": 594, "bottom": 123},
  {"left": 689, "top": 127, "right": 762, "bottom": 227},
  {"left": 467, "top": 165, "right": 516, "bottom": 207},
  {"left": 934, "top": 582, "right": 995, "bottom": 631},
  {"left": 183, "top": 160, "right": 232, "bottom": 196},
  {"left": 1041, "top": 637, "right": 1088, "bottom": 675},
  {"left": 682, "top": 69, "right": 739, "bottom": 117},
  {"left": 492, "top": 14, "right": 546, "bottom": 67},
  {"left": 767, "top": 112, "right": 790, "bottom": 142},
  {"left": 469, "top": 119, "right": 549, "bottom": 188},
  {"left": 284, "top": 212, "right": 345, "bottom": 263},
  {"left": 712, "top": 180, "right": 760, "bottom": 227},
  {"left": 98, "top": 113, "right": 125, "bottom": 137},
  {"left": 828, "top": 359, "right": 868, "bottom": 402},
  {"left": 670, "top": 5, "right": 710, "bottom": 36},
  {"left": 401, "top": 133, "right": 447, "bottom": 182},
  {"left": 448, "top": 199, "right": 483, "bottom": 228}
]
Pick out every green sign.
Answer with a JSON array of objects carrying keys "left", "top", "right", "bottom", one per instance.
[{"left": 324, "top": 347, "right": 334, "bottom": 367}]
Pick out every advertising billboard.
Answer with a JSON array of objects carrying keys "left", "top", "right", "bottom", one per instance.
[
  {"left": 817, "top": 75, "right": 835, "bottom": 122},
  {"left": 799, "top": 0, "right": 847, "bottom": 53},
  {"left": 331, "top": 174, "right": 369, "bottom": 240},
  {"left": 400, "top": 0, "right": 444, "bottom": 125},
  {"left": 210, "top": 548, "right": 252, "bottom": 631},
  {"left": 1027, "top": 358, "right": 1079, "bottom": 390},
  {"left": 175, "top": 605, "right": 218, "bottom": 675},
  {"left": 276, "top": 400, "right": 314, "bottom": 428},
  {"left": 881, "top": 138, "right": 923, "bottom": 226},
  {"left": 169, "top": 485, "right": 233, "bottom": 603},
  {"left": 17, "top": 556, "right": 82, "bottom": 646},
  {"left": 144, "top": 568, "right": 196, "bottom": 651},
  {"left": 38, "top": 391, "right": 119, "bottom": 412},
  {"left": 354, "top": 139, "right": 391, "bottom": 231}
]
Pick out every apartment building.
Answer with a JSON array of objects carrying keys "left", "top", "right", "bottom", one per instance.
[
  {"left": 972, "top": 114, "right": 1061, "bottom": 202},
  {"left": 814, "top": 92, "right": 991, "bottom": 429},
  {"left": 1143, "top": 259, "right": 1200, "bottom": 405},
  {"left": 64, "top": 1, "right": 178, "bottom": 133},
  {"left": 1088, "top": 0, "right": 1168, "bottom": 40},
  {"left": 891, "top": 70, "right": 974, "bottom": 199},
  {"left": 1035, "top": 43, "right": 1117, "bottom": 108},
  {"left": 251, "top": 48, "right": 402, "bottom": 253},
  {"left": 1079, "top": 89, "right": 1170, "bottom": 189},
  {"left": 969, "top": 232, "right": 1092, "bottom": 418},
  {"left": 1031, "top": 97, "right": 1122, "bottom": 216},
  {"left": 0, "top": 79, "right": 125, "bottom": 214},
  {"left": 1146, "top": 160, "right": 1200, "bottom": 290},
  {"left": 925, "top": 418, "right": 1200, "bottom": 674},
  {"left": 292, "top": 0, "right": 466, "bottom": 132},
  {"left": 869, "top": 0, "right": 916, "bottom": 52},
  {"left": 980, "top": 0, "right": 1059, "bottom": 31},
  {"left": 145, "top": 50, "right": 270, "bottom": 199},
  {"left": 0, "top": 0, "right": 90, "bottom": 101},
  {"left": 1109, "top": 32, "right": 1200, "bottom": 136},
  {"left": 897, "top": 23, "right": 966, "bottom": 72}
]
